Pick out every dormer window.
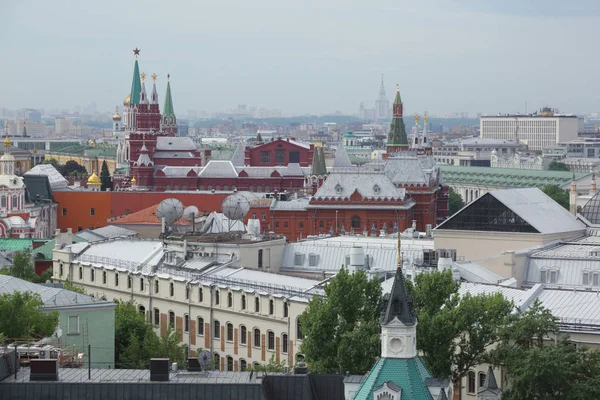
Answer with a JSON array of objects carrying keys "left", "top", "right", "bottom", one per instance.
[
  {"left": 373, "top": 184, "right": 380, "bottom": 194},
  {"left": 335, "top": 184, "right": 343, "bottom": 194}
]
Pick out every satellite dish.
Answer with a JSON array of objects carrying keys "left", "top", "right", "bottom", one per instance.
[
  {"left": 183, "top": 206, "right": 199, "bottom": 222},
  {"left": 222, "top": 193, "right": 251, "bottom": 221},
  {"left": 156, "top": 198, "right": 185, "bottom": 225},
  {"left": 198, "top": 350, "right": 213, "bottom": 371}
]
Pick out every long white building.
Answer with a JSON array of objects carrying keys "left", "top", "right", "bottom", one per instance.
[{"left": 480, "top": 109, "right": 579, "bottom": 151}]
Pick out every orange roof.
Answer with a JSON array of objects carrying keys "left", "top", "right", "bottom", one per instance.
[{"left": 109, "top": 204, "right": 190, "bottom": 226}]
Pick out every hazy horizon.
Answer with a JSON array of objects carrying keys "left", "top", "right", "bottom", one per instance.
[{"left": 2, "top": 0, "right": 600, "bottom": 116}]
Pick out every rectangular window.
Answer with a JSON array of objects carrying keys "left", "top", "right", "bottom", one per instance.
[
  {"left": 115, "top": 273, "right": 119, "bottom": 287},
  {"left": 275, "top": 150, "right": 285, "bottom": 165},
  {"left": 184, "top": 314, "right": 189, "bottom": 333},
  {"left": 90, "top": 208, "right": 95, "bottom": 216},
  {"left": 261, "top": 212, "right": 266, "bottom": 221},
  {"left": 0, "top": 196, "right": 5, "bottom": 208},
  {"left": 68, "top": 315, "right": 79, "bottom": 335},
  {"left": 282, "top": 334, "right": 288, "bottom": 353},
  {"left": 62, "top": 208, "right": 67, "bottom": 216},
  {"left": 594, "top": 273, "right": 599, "bottom": 287},
  {"left": 309, "top": 254, "right": 318, "bottom": 267},
  {"left": 284, "top": 221, "right": 288, "bottom": 228},
  {"left": 260, "top": 151, "right": 271, "bottom": 164},
  {"left": 583, "top": 272, "right": 590, "bottom": 286},
  {"left": 154, "top": 309, "right": 160, "bottom": 326},
  {"left": 289, "top": 151, "right": 300, "bottom": 163},
  {"left": 550, "top": 270, "right": 558, "bottom": 284},
  {"left": 294, "top": 253, "right": 303, "bottom": 266}
]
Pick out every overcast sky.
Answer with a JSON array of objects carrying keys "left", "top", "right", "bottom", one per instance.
[{"left": 2, "top": 0, "right": 599, "bottom": 116}]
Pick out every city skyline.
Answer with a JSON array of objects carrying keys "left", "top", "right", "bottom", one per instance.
[{"left": 2, "top": 0, "right": 600, "bottom": 116}]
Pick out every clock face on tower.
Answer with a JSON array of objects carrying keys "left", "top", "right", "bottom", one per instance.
[{"left": 389, "top": 337, "right": 404, "bottom": 353}]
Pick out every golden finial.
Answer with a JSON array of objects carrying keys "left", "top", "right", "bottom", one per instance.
[
  {"left": 141, "top": 72, "right": 146, "bottom": 83},
  {"left": 414, "top": 114, "right": 420, "bottom": 126},
  {"left": 4, "top": 121, "right": 10, "bottom": 149},
  {"left": 423, "top": 113, "right": 428, "bottom": 124},
  {"left": 151, "top": 73, "right": 158, "bottom": 83},
  {"left": 397, "top": 230, "right": 402, "bottom": 270}
]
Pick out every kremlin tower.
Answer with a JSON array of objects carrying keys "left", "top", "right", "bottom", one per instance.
[{"left": 386, "top": 86, "right": 409, "bottom": 154}]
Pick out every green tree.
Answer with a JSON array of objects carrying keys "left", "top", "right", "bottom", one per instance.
[
  {"left": 542, "top": 184, "right": 570, "bottom": 210},
  {"left": 502, "top": 340, "right": 600, "bottom": 400},
  {"left": 549, "top": 161, "right": 569, "bottom": 171},
  {"left": 448, "top": 188, "right": 465, "bottom": 215},
  {"left": 63, "top": 160, "right": 87, "bottom": 176},
  {"left": 0, "top": 292, "right": 58, "bottom": 339},
  {"left": 41, "top": 158, "right": 61, "bottom": 172},
  {"left": 250, "top": 353, "right": 287, "bottom": 372},
  {"left": 408, "top": 270, "right": 513, "bottom": 384},
  {"left": 100, "top": 160, "right": 112, "bottom": 191},
  {"left": 114, "top": 300, "right": 186, "bottom": 368},
  {"left": 299, "top": 268, "right": 383, "bottom": 374},
  {"left": 63, "top": 279, "right": 86, "bottom": 294},
  {"left": 1, "top": 250, "right": 37, "bottom": 281}
]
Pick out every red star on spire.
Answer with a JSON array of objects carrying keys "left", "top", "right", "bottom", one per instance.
[
  {"left": 133, "top": 48, "right": 141, "bottom": 56},
  {"left": 167, "top": 73, "right": 171, "bottom": 80}
]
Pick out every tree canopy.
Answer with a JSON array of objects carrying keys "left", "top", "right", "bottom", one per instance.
[
  {"left": 100, "top": 160, "right": 112, "bottom": 191},
  {"left": 542, "top": 184, "right": 570, "bottom": 210},
  {"left": 299, "top": 268, "right": 383, "bottom": 375},
  {"left": 41, "top": 158, "right": 87, "bottom": 178},
  {"left": 114, "top": 300, "right": 187, "bottom": 368},
  {"left": 448, "top": 188, "right": 466, "bottom": 216},
  {"left": 549, "top": 161, "right": 569, "bottom": 171},
  {"left": 0, "top": 291, "right": 58, "bottom": 340},
  {"left": 1, "top": 250, "right": 51, "bottom": 284}
]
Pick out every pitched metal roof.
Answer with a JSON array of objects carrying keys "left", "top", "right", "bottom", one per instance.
[
  {"left": 199, "top": 161, "right": 238, "bottom": 178},
  {"left": 155, "top": 137, "right": 196, "bottom": 151},
  {"left": 25, "top": 164, "right": 68, "bottom": 190},
  {"left": 380, "top": 268, "right": 416, "bottom": 325},
  {"left": 0, "top": 238, "right": 35, "bottom": 252},
  {"left": 333, "top": 143, "right": 353, "bottom": 168},
  {"left": 230, "top": 141, "right": 246, "bottom": 167},
  {"left": 0, "top": 275, "right": 114, "bottom": 310},
  {"left": 314, "top": 170, "right": 406, "bottom": 201}
]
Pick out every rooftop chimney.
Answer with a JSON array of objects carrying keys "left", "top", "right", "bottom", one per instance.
[
  {"left": 150, "top": 358, "right": 170, "bottom": 381},
  {"left": 294, "top": 361, "right": 308, "bottom": 374},
  {"left": 30, "top": 359, "right": 58, "bottom": 381}
]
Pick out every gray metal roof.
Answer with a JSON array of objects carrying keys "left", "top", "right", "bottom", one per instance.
[
  {"left": 155, "top": 137, "right": 197, "bottom": 151},
  {"left": 199, "top": 161, "right": 238, "bottom": 178},
  {"left": 231, "top": 141, "right": 246, "bottom": 167},
  {"left": 333, "top": 144, "right": 353, "bottom": 168},
  {"left": 0, "top": 275, "right": 114, "bottom": 310},
  {"left": 282, "top": 236, "right": 433, "bottom": 273},
  {"left": 75, "top": 226, "right": 138, "bottom": 243},
  {"left": 314, "top": 170, "right": 406, "bottom": 201},
  {"left": 489, "top": 188, "right": 585, "bottom": 235},
  {"left": 384, "top": 156, "right": 431, "bottom": 185},
  {"left": 25, "top": 164, "right": 68, "bottom": 190}
]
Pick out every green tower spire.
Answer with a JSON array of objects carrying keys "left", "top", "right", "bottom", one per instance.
[
  {"left": 129, "top": 52, "right": 142, "bottom": 105},
  {"left": 163, "top": 77, "right": 175, "bottom": 117},
  {"left": 386, "top": 85, "right": 409, "bottom": 152},
  {"left": 22, "top": 121, "right": 27, "bottom": 137}
]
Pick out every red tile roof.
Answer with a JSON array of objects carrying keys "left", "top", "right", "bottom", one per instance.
[{"left": 109, "top": 204, "right": 190, "bottom": 226}]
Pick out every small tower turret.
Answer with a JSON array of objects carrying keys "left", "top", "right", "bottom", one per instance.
[
  {"left": 161, "top": 74, "right": 177, "bottom": 135},
  {"left": 569, "top": 172, "right": 577, "bottom": 215},
  {"left": 112, "top": 106, "right": 122, "bottom": 133},
  {"left": 386, "top": 85, "right": 409, "bottom": 155},
  {"left": 590, "top": 173, "right": 597, "bottom": 196}
]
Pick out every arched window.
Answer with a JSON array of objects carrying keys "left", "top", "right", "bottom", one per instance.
[
  {"left": 1, "top": 196, "right": 6, "bottom": 208},
  {"left": 282, "top": 334, "right": 289, "bottom": 353},
  {"left": 254, "top": 328, "right": 261, "bottom": 347},
  {"left": 227, "top": 356, "right": 233, "bottom": 371},
  {"left": 12, "top": 195, "right": 18, "bottom": 209},
  {"left": 154, "top": 308, "right": 160, "bottom": 326},
  {"left": 351, "top": 215, "right": 361, "bottom": 229},
  {"left": 283, "top": 302, "right": 288, "bottom": 318},
  {"left": 241, "top": 294, "right": 246, "bottom": 310},
  {"left": 267, "top": 331, "right": 275, "bottom": 350},
  {"left": 198, "top": 287, "right": 203, "bottom": 302},
  {"left": 127, "top": 276, "right": 132, "bottom": 289},
  {"left": 240, "top": 359, "right": 247, "bottom": 371},
  {"left": 297, "top": 317, "right": 304, "bottom": 340},
  {"left": 169, "top": 311, "right": 175, "bottom": 328},
  {"left": 258, "top": 249, "right": 263, "bottom": 268},
  {"left": 138, "top": 305, "right": 145, "bottom": 315},
  {"left": 185, "top": 286, "right": 189, "bottom": 300},
  {"left": 227, "top": 292, "right": 233, "bottom": 308},
  {"left": 240, "top": 325, "right": 247, "bottom": 345},
  {"left": 227, "top": 323, "right": 234, "bottom": 341},
  {"left": 170, "top": 282, "right": 174, "bottom": 297},
  {"left": 78, "top": 267, "right": 83, "bottom": 280},
  {"left": 215, "top": 290, "right": 220, "bottom": 305},
  {"left": 102, "top": 271, "right": 107, "bottom": 284},
  {"left": 140, "top": 277, "right": 145, "bottom": 292},
  {"left": 255, "top": 297, "right": 260, "bottom": 312},
  {"left": 155, "top": 280, "right": 159, "bottom": 294},
  {"left": 90, "top": 269, "right": 95, "bottom": 282},
  {"left": 467, "top": 371, "right": 476, "bottom": 394},
  {"left": 479, "top": 372, "right": 487, "bottom": 389},
  {"left": 114, "top": 272, "right": 119, "bottom": 287},
  {"left": 269, "top": 299, "right": 274, "bottom": 315},
  {"left": 214, "top": 320, "right": 221, "bottom": 338},
  {"left": 197, "top": 317, "right": 204, "bottom": 335}
]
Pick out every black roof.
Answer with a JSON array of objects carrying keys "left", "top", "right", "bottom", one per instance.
[
  {"left": 23, "top": 174, "right": 55, "bottom": 203},
  {"left": 380, "top": 268, "right": 416, "bottom": 326}
]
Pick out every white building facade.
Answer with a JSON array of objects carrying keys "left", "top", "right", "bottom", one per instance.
[{"left": 480, "top": 113, "right": 579, "bottom": 151}]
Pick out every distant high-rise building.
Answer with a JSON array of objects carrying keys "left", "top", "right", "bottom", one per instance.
[
  {"left": 480, "top": 108, "right": 579, "bottom": 151},
  {"left": 375, "top": 75, "right": 390, "bottom": 121}
]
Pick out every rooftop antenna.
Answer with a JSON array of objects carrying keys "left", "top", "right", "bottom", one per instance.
[
  {"left": 221, "top": 193, "right": 251, "bottom": 232},
  {"left": 156, "top": 198, "right": 184, "bottom": 237},
  {"left": 197, "top": 349, "right": 213, "bottom": 373},
  {"left": 184, "top": 205, "right": 200, "bottom": 232}
]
